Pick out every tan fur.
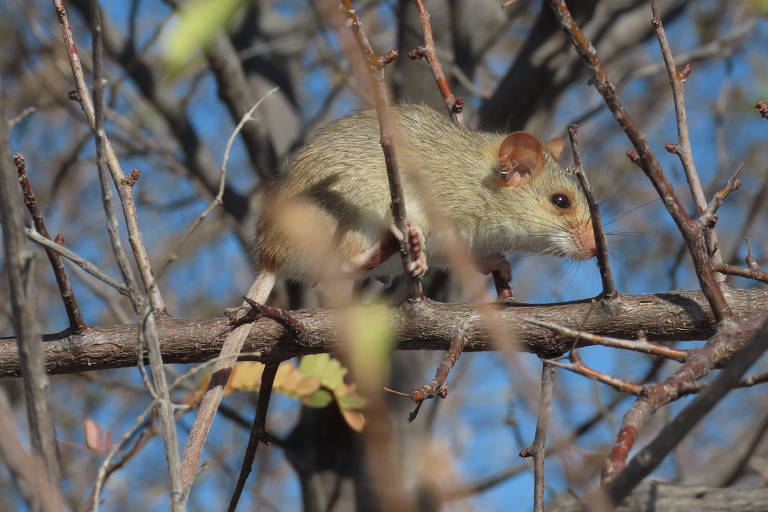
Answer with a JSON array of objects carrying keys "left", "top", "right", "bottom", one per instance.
[{"left": 256, "top": 104, "right": 594, "bottom": 279}]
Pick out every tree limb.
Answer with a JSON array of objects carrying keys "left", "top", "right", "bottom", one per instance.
[{"left": 1, "top": 288, "right": 765, "bottom": 378}]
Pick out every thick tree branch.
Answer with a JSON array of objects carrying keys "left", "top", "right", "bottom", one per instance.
[{"left": 0, "top": 288, "right": 765, "bottom": 378}]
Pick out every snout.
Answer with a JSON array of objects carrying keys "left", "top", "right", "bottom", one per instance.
[{"left": 573, "top": 225, "right": 597, "bottom": 261}]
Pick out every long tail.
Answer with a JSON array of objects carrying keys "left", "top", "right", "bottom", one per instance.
[
  {"left": 180, "top": 270, "right": 277, "bottom": 496},
  {"left": 247, "top": 270, "right": 277, "bottom": 304}
]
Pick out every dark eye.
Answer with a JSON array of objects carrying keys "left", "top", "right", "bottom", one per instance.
[{"left": 550, "top": 193, "right": 571, "bottom": 209}]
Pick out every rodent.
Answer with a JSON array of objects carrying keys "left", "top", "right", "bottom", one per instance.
[{"left": 252, "top": 103, "right": 596, "bottom": 296}]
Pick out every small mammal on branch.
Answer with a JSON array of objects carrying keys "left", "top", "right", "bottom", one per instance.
[
  {"left": 249, "top": 103, "right": 597, "bottom": 303},
  {"left": 196, "top": 105, "right": 598, "bottom": 501}
]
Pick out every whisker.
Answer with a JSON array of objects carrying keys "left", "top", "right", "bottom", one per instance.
[{"left": 604, "top": 198, "right": 659, "bottom": 226}]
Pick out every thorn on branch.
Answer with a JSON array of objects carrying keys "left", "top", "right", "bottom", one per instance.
[
  {"left": 239, "top": 297, "right": 312, "bottom": 347},
  {"left": 68, "top": 90, "right": 80, "bottom": 102}
]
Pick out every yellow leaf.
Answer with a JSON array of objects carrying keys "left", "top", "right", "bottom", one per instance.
[
  {"left": 279, "top": 364, "right": 305, "bottom": 393},
  {"left": 339, "top": 408, "right": 366, "bottom": 432},
  {"left": 228, "top": 361, "right": 265, "bottom": 391},
  {"left": 272, "top": 362, "right": 294, "bottom": 390},
  {"left": 294, "top": 376, "right": 322, "bottom": 397}
]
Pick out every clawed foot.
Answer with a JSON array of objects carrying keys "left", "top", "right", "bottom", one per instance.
[{"left": 392, "top": 221, "right": 428, "bottom": 279}]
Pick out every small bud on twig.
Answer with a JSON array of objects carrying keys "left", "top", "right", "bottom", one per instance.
[
  {"left": 451, "top": 97, "right": 464, "bottom": 115},
  {"left": 757, "top": 100, "right": 768, "bottom": 120},
  {"left": 122, "top": 169, "right": 141, "bottom": 187},
  {"left": 676, "top": 63, "right": 691, "bottom": 82},
  {"left": 408, "top": 47, "right": 427, "bottom": 60},
  {"left": 378, "top": 49, "right": 398, "bottom": 68}
]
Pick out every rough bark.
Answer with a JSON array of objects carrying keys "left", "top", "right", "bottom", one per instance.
[{"left": 0, "top": 287, "right": 764, "bottom": 378}]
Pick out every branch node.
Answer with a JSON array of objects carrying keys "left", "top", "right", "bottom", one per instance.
[
  {"left": 676, "top": 62, "right": 692, "bottom": 82},
  {"left": 408, "top": 47, "right": 427, "bottom": 60},
  {"left": 121, "top": 169, "right": 141, "bottom": 187},
  {"left": 625, "top": 150, "right": 641, "bottom": 166}
]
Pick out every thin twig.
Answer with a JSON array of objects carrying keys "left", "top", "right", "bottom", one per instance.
[
  {"left": 698, "top": 163, "right": 744, "bottom": 230},
  {"left": 606, "top": 315, "right": 768, "bottom": 505},
  {"left": 54, "top": 0, "right": 166, "bottom": 311},
  {"left": 527, "top": 318, "right": 687, "bottom": 362},
  {"left": 180, "top": 272, "right": 276, "bottom": 500},
  {"left": 404, "top": 326, "right": 471, "bottom": 422},
  {"left": 14, "top": 153, "right": 86, "bottom": 333},
  {"left": 91, "top": 349, "right": 264, "bottom": 511},
  {"left": 409, "top": 0, "right": 463, "bottom": 125},
  {"left": 652, "top": 3, "right": 723, "bottom": 267},
  {"left": 714, "top": 264, "right": 768, "bottom": 285},
  {"left": 159, "top": 88, "right": 279, "bottom": 278},
  {"left": 1, "top": 86, "right": 63, "bottom": 496},
  {"left": 25, "top": 228, "right": 131, "bottom": 297},
  {"left": 75, "top": 1, "right": 182, "bottom": 507},
  {"left": 519, "top": 363, "right": 556, "bottom": 512},
  {"left": 340, "top": 0, "right": 422, "bottom": 298},
  {"left": 547, "top": 0, "right": 729, "bottom": 322},
  {"left": 567, "top": 125, "right": 616, "bottom": 298},
  {"left": 227, "top": 363, "right": 279, "bottom": 512},
  {"left": 0, "top": 392, "right": 64, "bottom": 512},
  {"left": 545, "top": 358, "right": 644, "bottom": 396}
]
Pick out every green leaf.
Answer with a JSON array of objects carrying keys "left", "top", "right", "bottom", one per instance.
[
  {"left": 302, "top": 389, "right": 333, "bottom": 408},
  {"left": 299, "top": 354, "right": 347, "bottom": 390},
  {"left": 164, "top": 0, "right": 247, "bottom": 76},
  {"left": 346, "top": 307, "right": 394, "bottom": 391},
  {"left": 336, "top": 393, "right": 367, "bottom": 410}
]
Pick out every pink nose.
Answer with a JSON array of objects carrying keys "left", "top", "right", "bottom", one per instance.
[{"left": 584, "top": 230, "right": 597, "bottom": 259}]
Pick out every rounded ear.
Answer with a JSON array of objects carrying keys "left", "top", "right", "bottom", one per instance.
[
  {"left": 497, "top": 132, "right": 544, "bottom": 187},
  {"left": 545, "top": 138, "right": 565, "bottom": 160}
]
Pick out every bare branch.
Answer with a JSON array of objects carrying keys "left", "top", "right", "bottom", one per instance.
[
  {"left": 519, "top": 363, "right": 556, "bottom": 512},
  {"left": 408, "top": 0, "right": 463, "bottom": 124},
  {"left": 606, "top": 315, "right": 768, "bottom": 505},
  {"left": 527, "top": 318, "right": 687, "bottom": 362},
  {"left": 568, "top": 124, "right": 616, "bottom": 298},
  {"left": 0, "top": 86, "right": 62, "bottom": 490},
  {"left": 340, "top": 0, "right": 422, "bottom": 297},
  {"left": 14, "top": 153, "right": 86, "bottom": 333},
  {"left": 25, "top": 228, "right": 131, "bottom": 297},
  {"left": 547, "top": 0, "right": 730, "bottom": 322}
]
